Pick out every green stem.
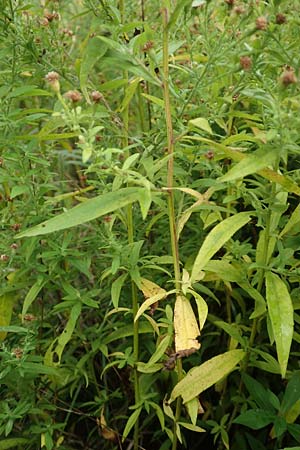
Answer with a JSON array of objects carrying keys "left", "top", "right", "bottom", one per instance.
[
  {"left": 162, "top": 5, "right": 182, "bottom": 450},
  {"left": 119, "top": 3, "right": 140, "bottom": 448}
]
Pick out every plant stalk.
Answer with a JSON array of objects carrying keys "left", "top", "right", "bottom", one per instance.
[{"left": 162, "top": 5, "right": 182, "bottom": 450}]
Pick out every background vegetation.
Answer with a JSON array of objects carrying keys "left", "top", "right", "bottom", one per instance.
[{"left": 1, "top": 0, "right": 300, "bottom": 449}]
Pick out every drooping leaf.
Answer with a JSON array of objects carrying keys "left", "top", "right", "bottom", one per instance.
[
  {"left": 174, "top": 295, "right": 200, "bottom": 353},
  {"left": 266, "top": 272, "right": 294, "bottom": 378},
  {"left": 17, "top": 187, "right": 145, "bottom": 238},
  {"left": 191, "top": 212, "right": 252, "bottom": 283},
  {"left": 0, "top": 438, "right": 29, "bottom": 449},
  {"left": 170, "top": 349, "right": 245, "bottom": 403}
]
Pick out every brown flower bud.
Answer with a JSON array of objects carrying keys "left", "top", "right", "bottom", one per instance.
[
  {"left": 64, "top": 90, "right": 82, "bottom": 103},
  {"left": 234, "top": 5, "right": 245, "bottom": 14},
  {"left": 240, "top": 56, "right": 252, "bottom": 71},
  {"left": 280, "top": 68, "right": 297, "bottom": 86},
  {"left": 205, "top": 150, "right": 214, "bottom": 160},
  {"left": 0, "top": 254, "right": 9, "bottom": 261},
  {"left": 11, "top": 223, "right": 21, "bottom": 231},
  {"left": 256, "top": 16, "right": 268, "bottom": 30},
  {"left": 10, "top": 243, "right": 18, "bottom": 250},
  {"left": 141, "top": 41, "right": 154, "bottom": 52},
  {"left": 275, "top": 13, "right": 287, "bottom": 25},
  {"left": 23, "top": 313, "right": 37, "bottom": 321}
]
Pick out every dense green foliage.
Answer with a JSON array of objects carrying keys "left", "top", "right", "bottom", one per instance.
[{"left": 1, "top": 0, "right": 300, "bottom": 449}]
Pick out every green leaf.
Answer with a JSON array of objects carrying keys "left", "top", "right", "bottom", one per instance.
[
  {"left": 119, "top": 77, "right": 141, "bottom": 112},
  {"left": 103, "top": 322, "right": 154, "bottom": 345},
  {"left": 44, "top": 303, "right": 81, "bottom": 366},
  {"left": 111, "top": 273, "right": 128, "bottom": 308},
  {"left": 191, "top": 212, "right": 252, "bottom": 283},
  {"left": 280, "top": 203, "right": 300, "bottom": 237},
  {"left": 7, "top": 85, "right": 52, "bottom": 98},
  {"left": 233, "top": 409, "right": 276, "bottom": 429},
  {"left": 122, "top": 407, "right": 142, "bottom": 441},
  {"left": 22, "top": 277, "right": 45, "bottom": 319},
  {"left": 0, "top": 294, "right": 15, "bottom": 341},
  {"left": 17, "top": 187, "right": 145, "bottom": 238},
  {"left": 178, "top": 422, "right": 206, "bottom": 432},
  {"left": 0, "top": 438, "right": 29, "bottom": 449},
  {"left": 167, "top": 0, "right": 193, "bottom": 30},
  {"left": 169, "top": 349, "right": 245, "bottom": 403},
  {"left": 80, "top": 37, "right": 108, "bottom": 102},
  {"left": 281, "top": 372, "right": 300, "bottom": 415},
  {"left": 146, "top": 334, "right": 171, "bottom": 366},
  {"left": 266, "top": 272, "right": 294, "bottom": 378},
  {"left": 188, "top": 117, "right": 213, "bottom": 135},
  {"left": 10, "top": 185, "right": 30, "bottom": 199},
  {"left": 219, "top": 148, "right": 277, "bottom": 183},
  {"left": 242, "top": 373, "right": 278, "bottom": 413}
]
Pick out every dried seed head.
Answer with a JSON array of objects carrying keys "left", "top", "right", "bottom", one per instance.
[
  {"left": 225, "top": 0, "right": 235, "bottom": 5},
  {"left": 12, "top": 348, "right": 23, "bottom": 359},
  {"left": 44, "top": 11, "right": 60, "bottom": 22},
  {"left": 240, "top": 56, "right": 252, "bottom": 71},
  {"left": 275, "top": 13, "right": 287, "bottom": 25},
  {"left": 45, "top": 71, "right": 60, "bottom": 93},
  {"left": 0, "top": 254, "right": 9, "bottom": 262},
  {"left": 62, "top": 28, "right": 74, "bottom": 37},
  {"left": 280, "top": 68, "right": 297, "bottom": 86},
  {"left": 233, "top": 5, "right": 245, "bottom": 14},
  {"left": 103, "top": 215, "right": 112, "bottom": 223},
  {"left": 11, "top": 223, "right": 21, "bottom": 231},
  {"left": 91, "top": 90, "right": 103, "bottom": 103},
  {"left": 64, "top": 90, "right": 82, "bottom": 103},
  {"left": 10, "top": 243, "right": 18, "bottom": 250},
  {"left": 256, "top": 16, "right": 268, "bottom": 30},
  {"left": 23, "top": 313, "right": 37, "bottom": 321}
]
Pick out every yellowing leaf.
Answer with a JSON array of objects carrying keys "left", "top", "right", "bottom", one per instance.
[
  {"left": 170, "top": 349, "right": 245, "bottom": 403},
  {"left": 140, "top": 278, "right": 166, "bottom": 298},
  {"left": 174, "top": 295, "right": 200, "bottom": 353},
  {"left": 188, "top": 117, "right": 212, "bottom": 135},
  {"left": 266, "top": 272, "right": 294, "bottom": 378},
  {"left": 0, "top": 294, "right": 15, "bottom": 341}
]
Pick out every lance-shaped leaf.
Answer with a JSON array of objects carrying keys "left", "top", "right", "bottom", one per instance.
[
  {"left": 219, "top": 148, "right": 277, "bottom": 183},
  {"left": 266, "top": 272, "right": 294, "bottom": 378},
  {"left": 191, "top": 212, "right": 252, "bottom": 283},
  {"left": 17, "top": 187, "right": 145, "bottom": 238},
  {"left": 44, "top": 302, "right": 81, "bottom": 366},
  {"left": 0, "top": 294, "right": 15, "bottom": 341},
  {"left": 174, "top": 295, "right": 200, "bottom": 353},
  {"left": 170, "top": 349, "right": 245, "bottom": 404}
]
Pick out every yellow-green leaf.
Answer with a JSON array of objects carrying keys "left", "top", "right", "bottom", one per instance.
[
  {"left": 174, "top": 295, "right": 200, "bottom": 352},
  {"left": 219, "top": 148, "right": 277, "bottom": 182},
  {"left": 189, "top": 117, "right": 212, "bottom": 135},
  {"left": 170, "top": 349, "right": 245, "bottom": 403},
  {"left": 191, "top": 212, "right": 252, "bottom": 283},
  {"left": 0, "top": 294, "right": 15, "bottom": 341},
  {"left": 266, "top": 272, "right": 294, "bottom": 378}
]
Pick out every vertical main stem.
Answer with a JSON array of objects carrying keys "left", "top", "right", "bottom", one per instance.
[
  {"left": 119, "top": 3, "right": 139, "bottom": 449},
  {"left": 162, "top": 6, "right": 182, "bottom": 450}
]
